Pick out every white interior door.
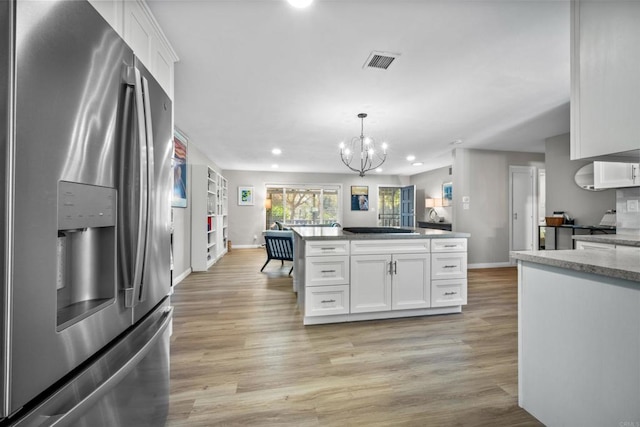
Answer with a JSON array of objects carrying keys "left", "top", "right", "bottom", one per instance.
[{"left": 510, "top": 166, "right": 537, "bottom": 253}]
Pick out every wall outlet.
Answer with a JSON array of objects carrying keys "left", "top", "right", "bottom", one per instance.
[
  {"left": 253, "top": 234, "right": 257, "bottom": 240},
  {"left": 627, "top": 199, "right": 639, "bottom": 212}
]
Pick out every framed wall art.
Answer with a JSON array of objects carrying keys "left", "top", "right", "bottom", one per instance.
[
  {"left": 238, "top": 186, "right": 254, "bottom": 206},
  {"left": 172, "top": 130, "right": 188, "bottom": 208},
  {"left": 442, "top": 182, "right": 452, "bottom": 207},
  {"left": 351, "top": 186, "right": 369, "bottom": 211}
]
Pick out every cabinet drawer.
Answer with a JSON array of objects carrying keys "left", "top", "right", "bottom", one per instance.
[
  {"left": 305, "top": 256, "right": 349, "bottom": 286},
  {"left": 432, "top": 279, "right": 467, "bottom": 307},
  {"left": 431, "top": 238, "right": 467, "bottom": 252},
  {"left": 432, "top": 252, "right": 467, "bottom": 280},
  {"left": 575, "top": 241, "right": 615, "bottom": 250},
  {"left": 350, "top": 239, "right": 430, "bottom": 255},
  {"left": 305, "top": 285, "right": 350, "bottom": 317},
  {"left": 305, "top": 240, "right": 349, "bottom": 256}
]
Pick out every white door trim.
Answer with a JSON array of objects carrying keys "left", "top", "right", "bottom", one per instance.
[{"left": 509, "top": 166, "right": 538, "bottom": 264}]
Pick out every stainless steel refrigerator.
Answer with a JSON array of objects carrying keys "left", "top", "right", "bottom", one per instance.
[{"left": 1, "top": 0, "right": 173, "bottom": 425}]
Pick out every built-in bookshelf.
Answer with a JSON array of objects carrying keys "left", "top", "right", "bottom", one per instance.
[{"left": 191, "top": 165, "right": 228, "bottom": 271}]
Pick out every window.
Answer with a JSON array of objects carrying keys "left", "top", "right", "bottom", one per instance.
[
  {"left": 266, "top": 184, "right": 341, "bottom": 229},
  {"left": 378, "top": 186, "right": 401, "bottom": 226}
]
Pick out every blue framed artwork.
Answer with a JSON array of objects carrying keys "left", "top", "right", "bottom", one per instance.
[
  {"left": 442, "top": 182, "right": 452, "bottom": 207},
  {"left": 351, "top": 186, "right": 369, "bottom": 211},
  {"left": 172, "top": 132, "right": 188, "bottom": 208}
]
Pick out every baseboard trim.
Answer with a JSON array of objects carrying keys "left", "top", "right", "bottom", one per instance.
[
  {"left": 232, "top": 244, "right": 262, "bottom": 249},
  {"left": 468, "top": 262, "right": 514, "bottom": 269},
  {"left": 172, "top": 268, "right": 192, "bottom": 287}
]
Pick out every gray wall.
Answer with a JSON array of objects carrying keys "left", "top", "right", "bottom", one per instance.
[
  {"left": 545, "top": 133, "right": 615, "bottom": 224},
  {"left": 544, "top": 133, "right": 616, "bottom": 249},
  {"left": 410, "top": 166, "right": 453, "bottom": 223},
  {"left": 453, "top": 148, "right": 545, "bottom": 266},
  {"left": 223, "top": 170, "right": 404, "bottom": 247}
]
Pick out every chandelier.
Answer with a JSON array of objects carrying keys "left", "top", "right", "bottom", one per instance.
[{"left": 339, "top": 113, "right": 388, "bottom": 177}]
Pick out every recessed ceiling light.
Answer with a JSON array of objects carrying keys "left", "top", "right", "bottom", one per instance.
[
  {"left": 376, "top": 168, "right": 383, "bottom": 173},
  {"left": 271, "top": 164, "right": 279, "bottom": 169},
  {"left": 449, "top": 139, "right": 464, "bottom": 145},
  {"left": 272, "top": 148, "right": 282, "bottom": 155},
  {"left": 406, "top": 155, "right": 416, "bottom": 162},
  {"left": 412, "top": 162, "right": 423, "bottom": 166},
  {"left": 287, "top": 0, "right": 313, "bottom": 8}
]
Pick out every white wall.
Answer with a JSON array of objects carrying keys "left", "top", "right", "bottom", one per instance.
[
  {"left": 223, "top": 170, "right": 404, "bottom": 247},
  {"left": 410, "top": 166, "right": 453, "bottom": 223},
  {"left": 171, "top": 139, "right": 222, "bottom": 284},
  {"left": 453, "top": 148, "right": 545, "bottom": 266}
]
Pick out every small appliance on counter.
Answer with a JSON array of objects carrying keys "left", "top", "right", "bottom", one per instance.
[{"left": 599, "top": 210, "right": 617, "bottom": 227}]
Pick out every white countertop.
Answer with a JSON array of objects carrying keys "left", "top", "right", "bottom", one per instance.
[
  {"left": 511, "top": 248, "right": 640, "bottom": 282},
  {"left": 291, "top": 226, "right": 470, "bottom": 241},
  {"left": 572, "top": 233, "right": 640, "bottom": 247}
]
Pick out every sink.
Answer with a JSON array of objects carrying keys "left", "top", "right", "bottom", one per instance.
[{"left": 342, "top": 227, "right": 416, "bottom": 234}]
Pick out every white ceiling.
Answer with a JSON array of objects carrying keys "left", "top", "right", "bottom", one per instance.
[{"left": 147, "top": 0, "right": 570, "bottom": 176}]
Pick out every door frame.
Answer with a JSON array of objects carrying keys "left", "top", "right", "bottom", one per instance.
[{"left": 508, "top": 166, "right": 538, "bottom": 263}]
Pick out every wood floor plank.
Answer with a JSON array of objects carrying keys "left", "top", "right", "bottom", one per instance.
[{"left": 167, "top": 249, "right": 543, "bottom": 426}]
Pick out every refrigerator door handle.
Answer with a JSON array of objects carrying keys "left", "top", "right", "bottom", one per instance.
[
  {"left": 125, "top": 67, "right": 149, "bottom": 308},
  {"left": 138, "top": 76, "right": 155, "bottom": 304},
  {"left": 46, "top": 307, "right": 173, "bottom": 427}
]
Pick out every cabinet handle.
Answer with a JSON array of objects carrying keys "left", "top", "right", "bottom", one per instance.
[
  {"left": 320, "top": 247, "right": 336, "bottom": 250},
  {"left": 320, "top": 270, "right": 336, "bottom": 274},
  {"left": 443, "top": 265, "right": 457, "bottom": 269},
  {"left": 321, "top": 299, "right": 336, "bottom": 304},
  {"left": 388, "top": 262, "right": 393, "bottom": 275},
  {"left": 444, "top": 244, "right": 457, "bottom": 248},
  {"left": 444, "top": 291, "right": 458, "bottom": 296},
  {"left": 393, "top": 260, "right": 397, "bottom": 275}
]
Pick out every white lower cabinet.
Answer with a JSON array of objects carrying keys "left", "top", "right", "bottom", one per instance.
[
  {"left": 431, "top": 238, "right": 468, "bottom": 308},
  {"left": 305, "top": 255, "right": 349, "bottom": 287},
  {"left": 431, "top": 252, "right": 467, "bottom": 280},
  {"left": 391, "top": 253, "right": 431, "bottom": 310},
  {"left": 350, "top": 254, "right": 392, "bottom": 313},
  {"left": 431, "top": 278, "right": 467, "bottom": 308},
  {"left": 575, "top": 241, "right": 615, "bottom": 251},
  {"left": 350, "top": 251, "right": 430, "bottom": 313},
  {"left": 305, "top": 285, "right": 350, "bottom": 317},
  {"left": 302, "top": 238, "right": 468, "bottom": 324}
]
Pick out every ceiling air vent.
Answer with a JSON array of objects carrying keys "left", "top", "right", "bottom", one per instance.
[{"left": 363, "top": 51, "right": 401, "bottom": 70}]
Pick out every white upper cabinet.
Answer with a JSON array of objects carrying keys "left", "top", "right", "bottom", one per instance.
[
  {"left": 88, "top": 0, "right": 178, "bottom": 99},
  {"left": 594, "top": 162, "right": 640, "bottom": 189},
  {"left": 570, "top": 1, "right": 640, "bottom": 160},
  {"left": 87, "top": 0, "right": 124, "bottom": 36}
]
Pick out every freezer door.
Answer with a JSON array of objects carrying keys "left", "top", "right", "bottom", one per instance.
[
  {"left": 7, "top": 0, "right": 134, "bottom": 417},
  {"left": 9, "top": 300, "right": 172, "bottom": 427},
  {"left": 131, "top": 59, "right": 172, "bottom": 324}
]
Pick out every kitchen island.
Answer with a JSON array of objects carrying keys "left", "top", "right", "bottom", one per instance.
[
  {"left": 511, "top": 248, "right": 640, "bottom": 427},
  {"left": 292, "top": 227, "right": 470, "bottom": 325}
]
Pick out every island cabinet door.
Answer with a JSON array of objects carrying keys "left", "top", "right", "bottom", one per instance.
[
  {"left": 350, "top": 254, "right": 392, "bottom": 313},
  {"left": 391, "top": 253, "right": 431, "bottom": 310}
]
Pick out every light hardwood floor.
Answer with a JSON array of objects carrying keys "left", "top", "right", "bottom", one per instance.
[{"left": 167, "top": 248, "right": 543, "bottom": 426}]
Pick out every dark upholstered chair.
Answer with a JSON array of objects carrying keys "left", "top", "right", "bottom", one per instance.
[{"left": 261, "top": 234, "right": 294, "bottom": 275}]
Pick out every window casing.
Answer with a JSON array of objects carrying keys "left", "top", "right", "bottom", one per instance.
[{"left": 266, "top": 184, "right": 341, "bottom": 229}]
